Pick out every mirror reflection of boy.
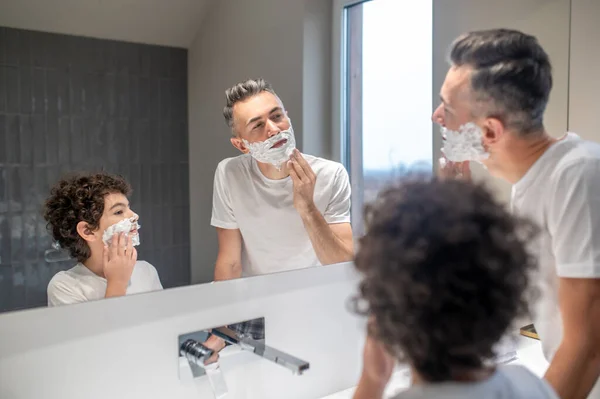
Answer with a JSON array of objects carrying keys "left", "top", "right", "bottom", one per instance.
[{"left": 44, "top": 172, "right": 163, "bottom": 307}]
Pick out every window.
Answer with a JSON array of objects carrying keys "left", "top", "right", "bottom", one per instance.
[{"left": 333, "top": 0, "right": 433, "bottom": 235}]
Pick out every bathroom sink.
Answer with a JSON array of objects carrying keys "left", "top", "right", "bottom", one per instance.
[{"left": 179, "top": 344, "right": 308, "bottom": 399}]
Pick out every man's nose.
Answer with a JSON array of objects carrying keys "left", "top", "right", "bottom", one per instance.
[
  {"left": 432, "top": 104, "right": 444, "bottom": 126},
  {"left": 266, "top": 120, "right": 281, "bottom": 138}
]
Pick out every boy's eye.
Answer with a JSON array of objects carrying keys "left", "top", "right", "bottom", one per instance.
[{"left": 115, "top": 210, "right": 124, "bottom": 215}]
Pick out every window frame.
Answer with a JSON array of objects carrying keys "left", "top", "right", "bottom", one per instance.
[{"left": 332, "top": 0, "right": 370, "bottom": 234}]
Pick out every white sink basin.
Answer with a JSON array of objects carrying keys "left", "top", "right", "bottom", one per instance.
[{"left": 179, "top": 344, "right": 314, "bottom": 399}]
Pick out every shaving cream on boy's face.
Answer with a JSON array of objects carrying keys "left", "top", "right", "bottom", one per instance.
[
  {"left": 242, "top": 125, "right": 296, "bottom": 170},
  {"left": 102, "top": 217, "right": 141, "bottom": 246},
  {"left": 440, "top": 122, "right": 490, "bottom": 163}
]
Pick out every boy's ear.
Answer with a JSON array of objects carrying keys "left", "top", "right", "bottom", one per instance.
[{"left": 76, "top": 221, "right": 98, "bottom": 243}]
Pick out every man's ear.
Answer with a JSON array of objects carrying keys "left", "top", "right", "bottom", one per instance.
[
  {"left": 76, "top": 221, "right": 98, "bottom": 243},
  {"left": 482, "top": 117, "right": 505, "bottom": 145},
  {"left": 231, "top": 137, "right": 249, "bottom": 154}
]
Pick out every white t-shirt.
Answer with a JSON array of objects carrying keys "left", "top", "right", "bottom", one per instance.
[
  {"left": 511, "top": 133, "right": 600, "bottom": 397},
  {"left": 47, "top": 261, "right": 163, "bottom": 307},
  {"left": 392, "top": 365, "right": 557, "bottom": 398},
  {"left": 211, "top": 153, "right": 351, "bottom": 276}
]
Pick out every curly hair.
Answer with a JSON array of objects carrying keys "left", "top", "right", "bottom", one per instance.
[
  {"left": 43, "top": 172, "right": 132, "bottom": 263},
  {"left": 353, "top": 177, "right": 538, "bottom": 382}
]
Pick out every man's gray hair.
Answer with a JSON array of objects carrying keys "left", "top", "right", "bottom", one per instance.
[
  {"left": 223, "top": 78, "right": 277, "bottom": 134},
  {"left": 448, "top": 29, "right": 552, "bottom": 136}
]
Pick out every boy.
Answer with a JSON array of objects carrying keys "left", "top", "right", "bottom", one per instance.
[
  {"left": 352, "top": 178, "right": 557, "bottom": 398},
  {"left": 44, "top": 172, "right": 162, "bottom": 306}
]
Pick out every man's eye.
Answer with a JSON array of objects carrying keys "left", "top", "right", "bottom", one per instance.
[{"left": 253, "top": 122, "right": 264, "bottom": 130}]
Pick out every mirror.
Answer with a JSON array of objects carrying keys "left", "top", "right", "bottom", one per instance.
[
  {"left": 0, "top": 0, "right": 572, "bottom": 314},
  {"left": 0, "top": 0, "right": 354, "bottom": 314}
]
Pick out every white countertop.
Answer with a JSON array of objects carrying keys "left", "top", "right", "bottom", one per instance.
[{"left": 321, "top": 335, "right": 548, "bottom": 399}]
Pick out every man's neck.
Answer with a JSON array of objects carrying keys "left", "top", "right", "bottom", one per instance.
[
  {"left": 83, "top": 251, "right": 105, "bottom": 278},
  {"left": 256, "top": 159, "right": 291, "bottom": 180},
  {"left": 496, "top": 130, "right": 559, "bottom": 184}
]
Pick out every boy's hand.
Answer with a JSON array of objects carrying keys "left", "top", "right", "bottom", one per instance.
[
  {"left": 103, "top": 232, "right": 136, "bottom": 297},
  {"left": 353, "top": 333, "right": 396, "bottom": 399},
  {"left": 361, "top": 334, "right": 396, "bottom": 387}
]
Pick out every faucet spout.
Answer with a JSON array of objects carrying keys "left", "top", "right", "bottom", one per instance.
[{"left": 211, "top": 326, "right": 310, "bottom": 375}]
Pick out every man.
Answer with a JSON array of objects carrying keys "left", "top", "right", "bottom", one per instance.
[
  {"left": 211, "top": 78, "right": 354, "bottom": 279},
  {"left": 203, "top": 79, "right": 354, "bottom": 354},
  {"left": 352, "top": 177, "right": 556, "bottom": 399},
  {"left": 430, "top": 29, "right": 600, "bottom": 398}
]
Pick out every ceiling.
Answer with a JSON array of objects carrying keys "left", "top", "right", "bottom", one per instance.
[{"left": 0, "top": 0, "right": 213, "bottom": 48}]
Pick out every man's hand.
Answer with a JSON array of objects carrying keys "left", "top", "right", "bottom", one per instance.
[
  {"left": 287, "top": 149, "right": 354, "bottom": 265},
  {"left": 438, "top": 156, "right": 471, "bottom": 180},
  {"left": 104, "top": 232, "right": 137, "bottom": 298},
  {"left": 353, "top": 334, "right": 396, "bottom": 399},
  {"left": 288, "top": 149, "right": 317, "bottom": 214},
  {"left": 202, "top": 334, "right": 227, "bottom": 365}
]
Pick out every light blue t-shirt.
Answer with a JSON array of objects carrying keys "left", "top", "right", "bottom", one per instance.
[{"left": 393, "top": 365, "right": 557, "bottom": 399}]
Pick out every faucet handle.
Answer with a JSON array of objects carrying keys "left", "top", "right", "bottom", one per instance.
[{"left": 180, "top": 339, "right": 214, "bottom": 366}]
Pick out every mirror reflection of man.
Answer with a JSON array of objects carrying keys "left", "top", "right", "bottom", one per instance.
[
  {"left": 212, "top": 78, "right": 354, "bottom": 279},
  {"left": 202, "top": 79, "right": 354, "bottom": 358}
]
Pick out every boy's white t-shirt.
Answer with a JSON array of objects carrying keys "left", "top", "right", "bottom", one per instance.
[
  {"left": 392, "top": 365, "right": 557, "bottom": 398},
  {"left": 211, "top": 153, "right": 351, "bottom": 276},
  {"left": 511, "top": 133, "right": 600, "bottom": 397},
  {"left": 47, "top": 260, "right": 163, "bottom": 307}
]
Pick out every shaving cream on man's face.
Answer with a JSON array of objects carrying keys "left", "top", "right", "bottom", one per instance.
[
  {"left": 243, "top": 126, "right": 296, "bottom": 170},
  {"left": 102, "top": 217, "right": 141, "bottom": 246},
  {"left": 440, "top": 122, "right": 490, "bottom": 163}
]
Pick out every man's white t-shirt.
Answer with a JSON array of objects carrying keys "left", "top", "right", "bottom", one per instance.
[
  {"left": 47, "top": 261, "right": 163, "bottom": 307},
  {"left": 511, "top": 133, "right": 600, "bottom": 397},
  {"left": 211, "top": 153, "right": 351, "bottom": 276}
]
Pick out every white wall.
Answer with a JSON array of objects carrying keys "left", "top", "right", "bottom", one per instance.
[
  {"left": 188, "top": 0, "right": 332, "bottom": 284},
  {"left": 432, "top": 0, "right": 571, "bottom": 204},
  {"left": 568, "top": 0, "right": 600, "bottom": 139},
  {"left": 0, "top": 263, "right": 363, "bottom": 399},
  {"left": 303, "top": 0, "right": 334, "bottom": 159},
  {"left": 0, "top": 0, "right": 211, "bottom": 47}
]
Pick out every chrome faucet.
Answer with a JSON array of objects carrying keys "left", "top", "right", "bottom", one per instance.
[
  {"left": 211, "top": 326, "right": 310, "bottom": 375},
  {"left": 181, "top": 339, "right": 214, "bottom": 366},
  {"left": 178, "top": 317, "right": 310, "bottom": 380}
]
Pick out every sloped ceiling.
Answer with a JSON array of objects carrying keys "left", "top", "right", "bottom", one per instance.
[{"left": 0, "top": 0, "right": 214, "bottom": 48}]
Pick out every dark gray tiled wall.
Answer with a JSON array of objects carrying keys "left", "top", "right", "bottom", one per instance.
[{"left": 0, "top": 27, "right": 190, "bottom": 312}]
